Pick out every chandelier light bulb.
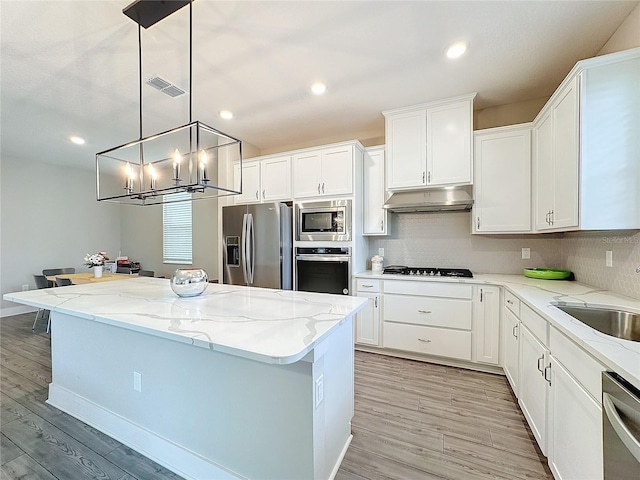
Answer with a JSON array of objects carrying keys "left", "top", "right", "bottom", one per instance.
[
  {"left": 172, "top": 149, "right": 182, "bottom": 181},
  {"left": 200, "top": 150, "right": 209, "bottom": 181},
  {"left": 124, "top": 162, "right": 134, "bottom": 191},
  {"left": 148, "top": 164, "right": 157, "bottom": 190}
]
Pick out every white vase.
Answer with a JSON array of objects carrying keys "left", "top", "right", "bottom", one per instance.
[{"left": 93, "top": 265, "right": 103, "bottom": 278}]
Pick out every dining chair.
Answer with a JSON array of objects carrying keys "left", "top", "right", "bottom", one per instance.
[
  {"left": 138, "top": 270, "right": 155, "bottom": 277},
  {"left": 32, "top": 275, "right": 52, "bottom": 332},
  {"left": 55, "top": 277, "right": 73, "bottom": 287},
  {"left": 43, "top": 267, "right": 75, "bottom": 276}
]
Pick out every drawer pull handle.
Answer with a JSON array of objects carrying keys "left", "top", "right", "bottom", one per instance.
[
  {"left": 544, "top": 364, "right": 552, "bottom": 386},
  {"left": 361, "top": 284, "right": 374, "bottom": 288},
  {"left": 507, "top": 299, "right": 514, "bottom": 305},
  {"left": 418, "top": 338, "right": 432, "bottom": 343},
  {"left": 512, "top": 325, "right": 518, "bottom": 339},
  {"left": 417, "top": 310, "right": 432, "bottom": 314},
  {"left": 537, "top": 354, "right": 545, "bottom": 374}
]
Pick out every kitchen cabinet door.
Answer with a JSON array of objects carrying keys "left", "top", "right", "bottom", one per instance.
[
  {"left": 385, "top": 109, "right": 426, "bottom": 190},
  {"left": 473, "top": 126, "right": 531, "bottom": 233},
  {"left": 534, "top": 111, "right": 554, "bottom": 230},
  {"left": 234, "top": 161, "right": 261, "bottom": 204},
  {"left": 363, "top": 146, "right": 387, "bottom": 235},
  {"left": 426, "top": 100, "right": 472, "bottom": 186},
  {"left": 472, "top": 286, "right": 500, "bottom": 365},
  {"left": 550, "top": 76, "right": 579, "bottom": 230},
  {"left": 321, "top": 145, "right": 353, "bottom": 196},
  {"left": 261, "top": 156, "right": 291, "bottom": 202},
  {"left": 293, "top": 151, "right": 322, "bottom": 198},
  {"left": 355, "top": 292, "right": 380, "bottom": 346},
  {"left": 548, "top": 357, "right": 603, "bottom": 480},
  {"left": 503, "top": 308, "right": 520, "bottom": 396},
  {"left": 518, "top": 325, "right": 550, "bottom": 455}
]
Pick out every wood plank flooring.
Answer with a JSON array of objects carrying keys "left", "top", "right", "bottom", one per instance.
[{"left": 1, "top": 313, "right": 552, "bottom": 479}]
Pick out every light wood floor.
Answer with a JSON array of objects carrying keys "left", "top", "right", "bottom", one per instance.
[{"left": 1, "top": 313, "right": 552, "bottom": 479}]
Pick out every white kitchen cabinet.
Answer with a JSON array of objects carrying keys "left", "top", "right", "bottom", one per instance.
[
  {"left": 363, "top": 146, "right": 387, "bottom": 235},
  {"left": 426, "top": 100, "right": 473, "bottom": 186},
  {"left": 502, "top": 308, "right": 520, "bottom": 395},
  {"left": 261, "top": 156, "right": 291, "bottom": 202},
  {"left": 355, "top": 279, "right": 381, "bottom": 346},
  {"left": 472, "top": 285, "right": 500, "bottom": 365},
  {"left": 293, "top": 145, "right": 353, "bottom": 199},
  {"left": 384, "top": 93, "right": 476, "bottom": 190},
  {"left": 234, "top": 161, "right": 261, "bottom": 204},
  {"left": 534, "top": 76, "right": 579, "bottom": 231},
  {"left": 533, "top": 48, "right": 640, "bottom": 232},
  {"left": 548, "top": 357, "right": 603, "bottom": 480},
  {"left": 518, "top": 323, "right": 550, "bottom": 455},
  {"left": 473, "top": 125, "right": 532, "bottom": 233}
]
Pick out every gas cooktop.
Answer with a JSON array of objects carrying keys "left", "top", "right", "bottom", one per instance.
[{"left": 383, "top": 266, "right": 473, "bottom": 278}]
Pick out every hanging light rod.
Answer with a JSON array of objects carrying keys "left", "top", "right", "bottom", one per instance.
[{"left": 123, "top": 0, "right": 191, "bottom": 29}]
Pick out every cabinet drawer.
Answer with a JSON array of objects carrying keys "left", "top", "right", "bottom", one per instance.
[
  {"left": 356, "top": 279, "right": 381, "bottom": 293},
  {"left": 384, "top": 294, "right": 471, "bottom": 329},
  {"left": 383, "top": 281, "right": 472, "bottom": 299},
  {"left": 521, "top": 303, "right": 548, "bottom": 346},
  {"left": 504, "top": 290, "right": 520, "bottom": 316},
  {"left": 383, "top": 322, "right": 472, "bottom": 360},
  {"left": 550, "top": 326, "right": 605, "bottom": 402}
]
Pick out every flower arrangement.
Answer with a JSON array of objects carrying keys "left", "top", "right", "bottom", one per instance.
[{"left": 84, "top": 252, "right": 109, "bottom": 267}]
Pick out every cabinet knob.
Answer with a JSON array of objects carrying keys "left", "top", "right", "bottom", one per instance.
[{"left": 507, "top": 299, "right": 514, "bottom": 305}]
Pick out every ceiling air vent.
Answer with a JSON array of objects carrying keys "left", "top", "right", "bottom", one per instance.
[{"left": 146, "top": 75, "right": 188, "bottom": 98}]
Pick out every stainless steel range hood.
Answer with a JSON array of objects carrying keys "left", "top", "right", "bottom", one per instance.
[{"left": 383, "top": 185, "right": 473, "bottom": 213}]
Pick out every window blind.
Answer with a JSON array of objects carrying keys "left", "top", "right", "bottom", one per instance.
[{"left": 162, "top": 192, "right": 193, "bottom": 264}]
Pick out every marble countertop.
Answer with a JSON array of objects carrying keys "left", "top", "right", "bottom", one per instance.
[
  {"left": 355, "top": 271, "right": 640, "bottom": 390},
  {"left": 4, "top": 278, "right": 367, "bottom": 365}
]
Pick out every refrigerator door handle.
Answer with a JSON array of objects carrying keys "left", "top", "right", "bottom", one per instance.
[
  {"left": 241, "top": 213, "right": 249, "bottom": 284},
  {"left": 247, "top": 213, "right": 255, "bottom": 284}
]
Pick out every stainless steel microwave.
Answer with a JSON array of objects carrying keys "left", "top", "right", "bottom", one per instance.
[{"left": 296, "top": 200, "right": 351, "bottom": 241}]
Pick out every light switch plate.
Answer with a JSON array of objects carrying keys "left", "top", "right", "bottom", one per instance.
[
  {"left": 378, "top": 248, "right": 384, "bottom": 256},
  {"left": 521, "top": 248, "right": 530, "bottom": 260},
  {"left": 133, "top": 372, "right": 142, "bottom": 392},
  {"left": 315, "top": 375, "right": 324, "bottom": 408},
  {"left": 606, "top": 250, "right": 613, "bottom": 267}
]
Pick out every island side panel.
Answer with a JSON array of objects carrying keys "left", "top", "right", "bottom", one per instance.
[{"left": 47, "top": 311, "right": 352, "bottom": 480}]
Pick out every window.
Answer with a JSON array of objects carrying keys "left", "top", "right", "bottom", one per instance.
[{"left": 163, "top": 192, "right": 192, "bottom": 264}]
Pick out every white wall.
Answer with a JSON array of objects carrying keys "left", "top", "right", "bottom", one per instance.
[{"left": 0, "top": 156, "right": 121, "bottom": 315}]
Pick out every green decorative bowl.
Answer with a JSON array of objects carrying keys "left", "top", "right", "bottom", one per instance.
[{"left": 523, "top": 268, "right": 572, "bottom": 280}]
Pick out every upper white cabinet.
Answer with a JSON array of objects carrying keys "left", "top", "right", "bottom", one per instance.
[
  {"left": 533, "top": 47, "right": 640, "bottom": 231},
  {"left": 384, "top": 93, "right": 476, "bottom": 191},
  {"left": 363, "top": 146, "right": 387, "bottom": 235},
  {"left": 234, "top": 156, "right": 292, "bottom": 204},
  {"left": 473, "top": 124, "right": 532, "bottom": 233},
  {"left": 293, "top": 144, "right": 353, "bottom": 199}
]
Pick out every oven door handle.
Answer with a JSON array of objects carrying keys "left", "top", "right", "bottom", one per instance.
[
  {"left": 296, "top": 255, "right": 351, "bottom": 262},
  {"left": 603, "top": 392, "right": 640, "bottom": 464}
]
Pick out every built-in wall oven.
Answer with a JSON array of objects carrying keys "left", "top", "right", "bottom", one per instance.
[
  {"left": 295, "top": 247, "right": 351, "bottom": 295},
  {"left": 296, "top": 200, "right": 351, "bottom": 242},
  {"left": 602, "top": 371, "right": 640, "bottom": 479}
]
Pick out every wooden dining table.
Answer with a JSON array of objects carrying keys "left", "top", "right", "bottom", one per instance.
[{"left": 46, "top": 272, "right": 137, "bottom": 285}]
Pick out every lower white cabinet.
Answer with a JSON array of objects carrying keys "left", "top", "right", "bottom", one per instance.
[
  {"left": 355, "top": 279, "right": 381, "bottom": 346},
  {"left": 548, "top": 357, "right": 603, "bottom": 480},
  {"left": 384, "top": 323, "right": 472, "bottom": 361},
  {"left": 502, "top": 308, "right": 520, "bottom": 395},
  {"left": 518, "top": 323, "right": 550, "bottom": 455},
  {"left": 472, "top": 285, "right": 500, "bottom": 365}
]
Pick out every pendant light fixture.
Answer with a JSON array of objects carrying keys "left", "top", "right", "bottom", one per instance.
[{"left": 96, "top": 0, "right": 243, "bottom": 205}]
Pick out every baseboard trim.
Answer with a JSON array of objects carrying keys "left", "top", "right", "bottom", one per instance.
[
  {"left": 329, "top": 434, "right": 353, "bottom": 480},
  {"left": 47, "top": 384, "right": 244, "bottom": 480}
]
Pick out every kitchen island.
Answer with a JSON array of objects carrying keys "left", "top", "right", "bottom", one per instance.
[{"left": 3, "top": 278, "right": 367, "bottom": 480}]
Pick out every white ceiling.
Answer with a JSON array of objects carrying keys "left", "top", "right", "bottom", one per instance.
[{"left": 1, "top": 0, "right": 638, "bottom": 170}]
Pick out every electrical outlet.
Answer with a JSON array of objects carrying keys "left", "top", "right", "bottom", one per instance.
[
  {"left": 21, "top": 284, "right": 29, "bottom": 291},
  {"left": 606, "top": 250, "right": 613, "bottom": 267},
  {"left": 378, "top": 247, "right": 384, "bottom": 256},
  {"left": 315, "top": 375, "right": 324, "bottom": 408},
  {"left": 133, "top": 372, "right": 142, "bottom": 392},
  {"left": 521, "top": 248, "right": 530, "bottom": 260}
]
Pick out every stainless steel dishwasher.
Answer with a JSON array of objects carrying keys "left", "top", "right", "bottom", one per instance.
[{"left": 602, "top": 372, "right": 640, "bottom": 479}]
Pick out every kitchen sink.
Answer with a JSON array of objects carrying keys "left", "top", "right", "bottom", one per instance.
[{"left": 555, "top": 305, "right": 640, "bottom": 342}]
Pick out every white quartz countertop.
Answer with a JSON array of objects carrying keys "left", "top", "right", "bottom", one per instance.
[
  {"left": 355, "top": 271, "right": 640, "bottom": 390},
  {"left": 4, "top": 278, "right": 367, "bottom": 365}
]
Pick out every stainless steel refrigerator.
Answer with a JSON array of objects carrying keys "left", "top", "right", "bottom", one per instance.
[{"left": 222, "top": 203, "right": 292, "bottom": 289}]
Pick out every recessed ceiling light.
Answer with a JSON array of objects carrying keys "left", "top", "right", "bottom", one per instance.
[
  {"left": 219, "top": 110, "right": 234, "bottom": 120},
  {"left": 446, "top": 41, "right": 468, "bottom": 59},
  {"left": 70, "top": 136, "right": 85, "bottom": 145},
  {"left": 311, "top": 82, "right": 327, "bottom": 95}
]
